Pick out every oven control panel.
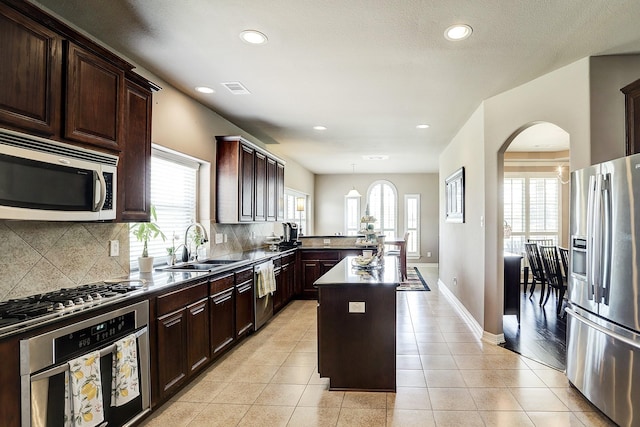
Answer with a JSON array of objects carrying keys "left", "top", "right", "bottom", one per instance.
[{"left": 54, "top": 311, "right": 136, "bottom": 361}]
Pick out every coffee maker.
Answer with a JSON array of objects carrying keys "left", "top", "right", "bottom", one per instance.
[{"left": 280, "top": 222, "right": 300, "bottom": 247}]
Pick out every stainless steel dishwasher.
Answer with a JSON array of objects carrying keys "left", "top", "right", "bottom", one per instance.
[{"left": 254, "top": 260, "right": 275, "bottom": 330}]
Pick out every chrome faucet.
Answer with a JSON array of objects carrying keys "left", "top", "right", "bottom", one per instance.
[{"left": 180, "top": 222, "right": 209, "bottom": 262}]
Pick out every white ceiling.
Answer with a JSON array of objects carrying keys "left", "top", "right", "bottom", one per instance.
[{"left": 32, "top": 0, "right": 640, "bottom": 174}]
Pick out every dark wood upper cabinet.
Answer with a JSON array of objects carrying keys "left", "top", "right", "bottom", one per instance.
[
  {"left": 277, "top": 162, "right": 285, "bottom": 220},
  {"left": 0, "top": 3, "right": 61, "bottom": 136},
  {"left": 622, "top": 78, "right": 640, "bottom": 156},
  {"left": 254, "top": 151, "right": 267, "bottom": 222},
  {"left": 118, "top": 77, "right": 153, "bottom": 221},
  {"left": 0, "top": 1, "right": 158, "bottom": 222},
  {"left": 216, "top": 135, "right": 285, "bottom": 223},
  {"left": 64, "top": 42, "right": 124, "bottom": 151},
  {"left": 267, "top": 157, "right": 277, "bottom": 221}
]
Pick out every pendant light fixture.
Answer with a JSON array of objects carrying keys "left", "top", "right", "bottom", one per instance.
[{"left": 346, "top": 164, "right": 362, "bottom": 197}]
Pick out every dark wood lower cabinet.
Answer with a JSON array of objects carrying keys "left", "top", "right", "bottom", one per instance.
[
  {"left": 157, "top": 309, "right": 187, "bottom": 395},
  {"left": 210, "top": 273, "right": 236, "bottom": 357},
  {"left": 186, "top": 298, "right": 210, "bottom": 373},
  {"left": 154, "top": 280, "right": 208, "bottom": 400},
  {"left": 273, "top": 265, "right": 283, "bottom": 312},
  {"left": 235, "top": 267, "right": 254, "bottom": 337}
]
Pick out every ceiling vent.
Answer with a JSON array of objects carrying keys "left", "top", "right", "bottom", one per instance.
[{"left": 221, "top": 81, "right": 251, "bottom": 95}]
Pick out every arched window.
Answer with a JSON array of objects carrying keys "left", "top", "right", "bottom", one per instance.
[{"left": 366, "top": 180, "right": 397, "bottom": 239}]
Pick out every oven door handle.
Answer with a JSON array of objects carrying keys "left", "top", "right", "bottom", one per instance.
[{"left": 30, "top": 327, "right": 147, "bottom": 382}]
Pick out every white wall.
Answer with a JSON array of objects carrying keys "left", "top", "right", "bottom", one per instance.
[
  {"left": 439, "top": 58, "right": 592, "bottom": 335},
  {"left": 440, "top": 55, "right": 640, "bottom": 337},
  {"left": 439, "top": 106, "right": 486, "bottom": 325},
  {"left": 590, "top": 55, "right": 640, "bottom": 164},
  {"left": 314, "top": 173, "right": 439, "bottom": 262}
]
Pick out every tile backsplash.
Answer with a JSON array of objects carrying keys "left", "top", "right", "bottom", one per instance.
[{"left": 0, "top": 220, "right": 279, "bottom": 301}]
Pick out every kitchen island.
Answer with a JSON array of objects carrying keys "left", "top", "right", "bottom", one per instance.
[{"left": 315, "top": 256, "right": 398, "bottom": 391}]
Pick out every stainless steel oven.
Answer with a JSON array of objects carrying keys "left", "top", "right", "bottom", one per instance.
[{"left": 19, "top": 300, "right": 150, "bottom": 427}]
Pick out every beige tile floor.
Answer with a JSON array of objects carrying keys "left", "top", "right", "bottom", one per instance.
[{"left": 140, "top": 265, "right": 615, "bottom": 427}]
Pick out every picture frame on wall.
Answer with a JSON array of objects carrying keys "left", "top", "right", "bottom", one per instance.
[{"left": 445, "top": 167, "right": 465, "bottom": 223}]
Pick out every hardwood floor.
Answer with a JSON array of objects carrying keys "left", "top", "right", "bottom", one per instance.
[{"left": 502, "top": 285, "right": 567, "bottom": 371}]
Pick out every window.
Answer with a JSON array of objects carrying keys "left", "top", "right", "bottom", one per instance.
[
  {"left": 367, "top": 180, "right": 397, "bottom": 240},
  {"left": 130, "top": 146, "right": 200, "bottom": 269},
  {"left": 504, "top": 174, "right": 560, "bottom": 254},
  {"left": 404, "top": 194, "right": 420, "bottom": 258},
  {"left": 344, "top": 196, "right": 361, "bottom": 235},
  {"left": 284, "top": 189, "right": 308, "bottom": 235}
]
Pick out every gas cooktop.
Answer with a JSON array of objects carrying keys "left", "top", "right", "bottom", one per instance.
[{"left": 0, "top": 280, "right": 145, "bottom": 337}]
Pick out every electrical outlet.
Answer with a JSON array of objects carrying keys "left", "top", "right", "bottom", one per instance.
[
  {"left": 215, "top": 233, "right": 223, "bottom": 244},
  {"left": 109, "top": 240, "right": 119, "bottom": 257},
  {"left": 427, "top": 251, "right": 432, "bottom": 258},
  {"left": 224, "top": 234, "right": 227, "bottom": 243},
  {"left": 348, "top": 302, "right": 365, "bottom": 313},
  {"left": 323, "top": 239, "right": 331, "bottom": 245},
  {"left": 453, "top": 277, "right": 458, "bottom": 286}
]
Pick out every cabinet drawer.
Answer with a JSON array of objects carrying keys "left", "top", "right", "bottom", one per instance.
[
  {"left": 300, "top": 250, "right": 340, "bottom": 261},
  {"left": 282, "top": 253, "right": 295, "bottom": 265},
  {"left": 209, "top": 273, "right": 235, "bottom": 295},
  {"left": 157, "top": 281, "right": 207, "bottom": 316},
  {"left": 235, "top": 267, "right": 253, "bottom": 284},
  {"left": 272, "top": 257, "right": 282, "bottom": 268}
]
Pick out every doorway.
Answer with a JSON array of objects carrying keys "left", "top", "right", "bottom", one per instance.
[{"left": 501, "top": 122, "right": 570, "bottom": 370}]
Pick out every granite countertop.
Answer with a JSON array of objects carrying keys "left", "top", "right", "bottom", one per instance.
[
  {"left": 314, "top": 256, "right": 399, "bottom": 287},
  {"left": 124, "top": 247, "right": 297, "bottom": 294}
]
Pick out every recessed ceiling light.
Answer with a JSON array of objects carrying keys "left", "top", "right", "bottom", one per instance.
[
  {"left": 416, "top": 124, "right": 430, "bottom": 129},
  {"left": 195, "top": 86, "right": 215, "bottom": 94},
  {"left": 363, "top": 155, "right": 389, "bottom": 161},
  {"left": 444, "top": 24, "right": 473, "bottom": 41},
  {"left": 240, "top": 30, "right": 268, "bottom": 45},
  {"left": 313, "top": 125, "right": 327, "bottom": 131}
]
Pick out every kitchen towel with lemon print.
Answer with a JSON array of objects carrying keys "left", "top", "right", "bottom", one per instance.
[
  {"left": 111, "top": 333, "right": 140, "bottom": 406},
  {"left": 65, "top": 350, "right": 104, "bottom": 427}
]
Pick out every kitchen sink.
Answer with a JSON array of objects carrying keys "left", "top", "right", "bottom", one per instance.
[{"left": 157, "top": 259, "right": 240, "bottom": 272}]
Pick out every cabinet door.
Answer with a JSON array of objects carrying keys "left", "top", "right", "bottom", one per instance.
[
  {"left": 0, "top": 4, "right": 61, "bottom": 136},
  {"left": 622, "top": 79, "right": 640, "bottom": 156},
  {"left": 187, "top": 298, "right": 210, "bottom": 374},
  {"left": 118, "top": 79, "right": 151, "bottom": 221},
  {"left": 281, "top": 262, "right": 292, "bottom": 304},
  {"left": 65, "top": 42, "right": 124, "bottom": 150},
  {"left": 273, "top": 267, "right": 283, "bottom": 313},
  {"left": 210, "top": 288, "right": 235, "bottom": 358},
  {"left": 276, "top": 162, "right": 285, "bottom": 220},
  {"left": 266, "top": 157, "right": 277, "bottom": 221},
  {"left": 301, "top": 260, "right": 321, "bottom": 299},
  {"left": 157, "top": 309, "right": 188, "bottom": 396},
  {"left": 254, "top": 151, "right": 267, "bottom": 222},
  {"left": 235, "top": 281, "right": 254, "bottom": 337},
  {"left": 239, "top": 144, "right": 255, "bottom": 222}
]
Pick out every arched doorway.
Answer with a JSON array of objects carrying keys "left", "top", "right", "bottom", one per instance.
[{"left": 499, "top": 122, "right": 570, "bottom": 370}]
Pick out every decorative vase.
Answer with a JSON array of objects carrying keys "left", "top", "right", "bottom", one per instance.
[{"left": 138, "top": 256, "right": 154, "bottom": 273}]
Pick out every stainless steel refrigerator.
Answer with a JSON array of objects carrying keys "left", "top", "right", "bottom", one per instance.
[{"left": 567, "top": 154, "right": 640, "bottom": 427}]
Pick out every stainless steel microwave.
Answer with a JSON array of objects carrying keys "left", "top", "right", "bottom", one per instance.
[{"left": 0, "top": 129, "right": 118, "bottom": 221}]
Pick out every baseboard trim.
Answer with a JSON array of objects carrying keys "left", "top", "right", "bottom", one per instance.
[
  {"left": 482, "top": 331, "right": 506, "bottom": 345},
  {"left": 436, "top": 279, "right": 505, "bottom": 345},
  {"left": 437, "top": 279, "right": 483, "bottom": 340}
]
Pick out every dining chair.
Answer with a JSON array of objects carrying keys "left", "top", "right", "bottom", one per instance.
[
  {"left": 558, "top": 247, "right": 569, "bottom": 280},
  {"left": 387, "top": 231, "right": 409, "bottom": 280},
  {"left": 539, "top": 245, "right": 568, "bottom": 317},
  {"left": 524, "top": 239, "right": 553, "bottom": 295},
  {"left": 524, "top": 242, "right": 546, "bottom": 305}
]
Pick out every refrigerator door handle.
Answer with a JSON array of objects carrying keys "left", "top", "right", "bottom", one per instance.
[
  {"left": 600, "top": 174, "right": 612, "bottom": 305},
  {"left": 586, "top": 175, "right": 597, "bottom": 301},
  {"left": 566, "top": 307, "right": 640, "bottom": 350}
]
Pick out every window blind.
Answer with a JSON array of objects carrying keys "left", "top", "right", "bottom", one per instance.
[{"left": 130, "top": 148, "right": 199, "bottom": 269}]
